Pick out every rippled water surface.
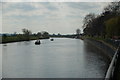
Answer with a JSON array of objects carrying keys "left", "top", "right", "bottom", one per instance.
[{"left": 2, "top": 38, "right": 109, "bottom": 78}]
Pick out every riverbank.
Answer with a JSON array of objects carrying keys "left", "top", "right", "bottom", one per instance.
[
  {"left": 84, "top": 38, "right": 116, "bottom": 60},
  {"left": 82, "top": 37, "right": 120, "bottom": 80},
  {"left": 0, "top": 36, "right": 50, "bottom": 44}
]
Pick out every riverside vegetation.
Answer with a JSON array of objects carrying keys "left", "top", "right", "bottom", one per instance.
[
  {"left": 82, "top": 2, "right": 120, "bottom": 49},
  {"left": 1, "top": 28, "right": 50, "bottom": 44},
  {"left": 83, "top": 2, "right": 120, "bottom": 39}
]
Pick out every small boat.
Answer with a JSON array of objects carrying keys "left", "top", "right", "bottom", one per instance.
[
  {"left": 50, "top": 39, "right": 54, "bottom": 41},
  {"left": 35, "top": 40, "right": 41, "bottom": 45}
]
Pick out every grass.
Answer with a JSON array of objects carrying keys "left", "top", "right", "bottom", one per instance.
[
  {"left": 0, "top": 35, "right": 49, "bottom": 44},
  {"left": 83, "top": 36, "right": 119, "bottom": 50}
]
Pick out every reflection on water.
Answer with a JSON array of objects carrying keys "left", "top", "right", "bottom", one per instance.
[
  {"left": 2, "top": 38, "right": 109, "bottom": 78},
  {"left": 83, "top": 42, "right": 109, "bottom": 78}
]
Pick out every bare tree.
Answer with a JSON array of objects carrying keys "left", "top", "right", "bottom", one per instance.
[
  {"left": 22, "top": 28, "right": 32, "bottom": 40},
  {"left": 76, "top": 29, "right": 81, "bottom": 38},
  {"left": 76, "top": 29, "right": 81, "bottom": 35}
]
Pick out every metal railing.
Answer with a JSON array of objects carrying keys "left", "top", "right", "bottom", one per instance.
[{"left": 105, "top": 42, "right": 120, "bottom": 80}]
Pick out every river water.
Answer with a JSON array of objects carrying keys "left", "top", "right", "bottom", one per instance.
[{"left": 2, "top": 38, "right": 109, "bottom": 78}]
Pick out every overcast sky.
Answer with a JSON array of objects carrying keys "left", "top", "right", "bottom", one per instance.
[{"left": 1, "top": 2, "right": 111, "bottom": 34}]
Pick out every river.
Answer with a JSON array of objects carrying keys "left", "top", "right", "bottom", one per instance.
[{"left": 2, "top": 38, "right": 109, "bottom": 78}]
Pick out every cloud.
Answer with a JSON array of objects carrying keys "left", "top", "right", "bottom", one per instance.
[
  {"left": 2, "top": 2, "right": 111, "bottom": 34},
  {"left": 3, "top": 3, "right": 49, "bottom": 16}
]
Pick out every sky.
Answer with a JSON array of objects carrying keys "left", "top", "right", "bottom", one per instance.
[{"left": 0, "top": 1, "right": 113, "bottom": 34}]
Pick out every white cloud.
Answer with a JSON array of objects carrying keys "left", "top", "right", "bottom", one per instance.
[
  {"left": 3, "top": 3, "right": 49, "bottom": 17},
  {"left": 2, "top": 2, "right": 111, "bottom": 34}
]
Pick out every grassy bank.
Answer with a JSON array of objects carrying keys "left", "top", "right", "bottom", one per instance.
[
  {"left": 84, "top": 37, "right": 115, "bottom": 59},
  {"left": 0, "top": 35, "right": 49, "bottom": 44},
  {"left": 83, "top": 36, "right": 120, "bottom": 80},
  {"left": 83, "top": 36, "right": 119, "bottom": 50}
]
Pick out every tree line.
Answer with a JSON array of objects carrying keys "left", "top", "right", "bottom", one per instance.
[
  {"left": 2, "top": 28, "right": 49, "bottom": 43},
  {"left": 83, "top": 2, "right": 120, "bottom": 39},
  {"left": 21, "top": 28, "right": 49, "bottom": 40}
]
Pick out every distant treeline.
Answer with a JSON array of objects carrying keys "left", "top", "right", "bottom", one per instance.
[
  {"left": 1, "top": 28, "right": 81, "bottom": 43},
  {"left": 49, "top": 34, "right": 82, "bottom": 38},
  {"left": 1, "top": 29, "right": 50, "bottom": 43},
  {"left": 83, "top": 2, "right": 120, "bottom": 39}
]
